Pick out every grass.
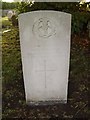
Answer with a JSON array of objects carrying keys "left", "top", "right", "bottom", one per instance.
[
  {"left": 0, "top": 17, "right": 12, "bottom": 32},
  {"left": 0, "top": 17, "right": 10, "bottom": 26},
  {"left": 2, "top": 18, "right": 89, "bottom": 119}
]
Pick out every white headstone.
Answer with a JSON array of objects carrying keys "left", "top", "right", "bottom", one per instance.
[
  {"left": 18, "top": 11, "right": 71, "bottom": 104},
  {"left": 7, "top": 10, "right": 13, "bottom": 19}
]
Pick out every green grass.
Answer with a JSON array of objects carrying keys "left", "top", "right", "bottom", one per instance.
[
  {"left": 2, "top": 20, "right": 89, "bottom": 119},
  {"left": 0, "top": 17, "right": 12, "bottom": 32},
  {"left": 1, "top": 17, "right": 10, "bottom": 25}
]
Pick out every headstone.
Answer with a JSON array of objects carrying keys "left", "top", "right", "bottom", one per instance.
[
  {"left": 18, "top": 11, "right": 71, "bottom": 105},
  {"left": 7, "top": 10, "right": 13, "bottom": 20}
]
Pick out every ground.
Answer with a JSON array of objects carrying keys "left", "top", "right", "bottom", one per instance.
[{"left": 2, "top": 17, "right": 89, "bottom": 119}]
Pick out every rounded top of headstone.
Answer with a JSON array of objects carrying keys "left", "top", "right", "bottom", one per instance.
[{"left": 18, "top": 10, "right": 71, "bottom": 18}]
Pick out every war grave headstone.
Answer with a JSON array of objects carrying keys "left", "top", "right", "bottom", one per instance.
[{"left": 18, "top": 11, "right": 71, "bottom": 105}]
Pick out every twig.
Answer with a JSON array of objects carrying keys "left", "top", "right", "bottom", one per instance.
[{"left": 74, "top": 103, "right": 87, "bottom": 117}]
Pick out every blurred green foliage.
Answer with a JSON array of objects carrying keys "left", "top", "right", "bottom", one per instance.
[
  {"left": 17, "top": 2, "right": 90, "bottom": 13},
  {"left": 0, "top": 17, "right": 11, "bottom": 28},
  {"left": 1, "top": 2, "right": 19, "bottom": 10},
  {"left": 71, "top": 11, "right": 90, "bottom": 34}
]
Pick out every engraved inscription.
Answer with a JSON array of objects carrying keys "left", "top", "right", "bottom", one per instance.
[
  {"left": 35, "top": 60, "right": 56, "bottom": 88},
  {"left": 32, "top": 17, "right": 56, "bottom": 38}
]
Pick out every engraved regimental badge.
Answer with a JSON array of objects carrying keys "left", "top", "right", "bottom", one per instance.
[{"left": 32, "top": 17, "right": 56, "bottom": 38}]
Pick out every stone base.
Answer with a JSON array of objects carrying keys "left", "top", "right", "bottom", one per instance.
[{"left": 26, "top": 100, "right": 67, "bottom": 106}]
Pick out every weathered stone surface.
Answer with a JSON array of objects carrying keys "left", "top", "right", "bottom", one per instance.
[{"left": 18, "top": 11, "right": 71, "bottom": 104}]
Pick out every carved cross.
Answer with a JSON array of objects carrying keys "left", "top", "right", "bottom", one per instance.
[{"left": 35, "top": 60, "right": 56, "bottom": 88}]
